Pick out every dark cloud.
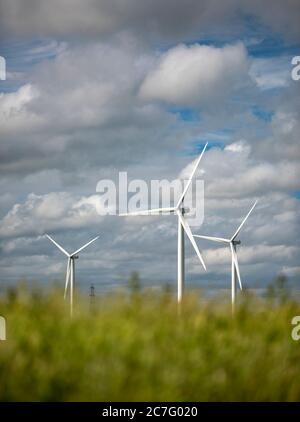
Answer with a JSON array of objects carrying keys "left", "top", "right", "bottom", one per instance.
[{"left": 0, "top": 0, "right": 299, "bottom": 42}]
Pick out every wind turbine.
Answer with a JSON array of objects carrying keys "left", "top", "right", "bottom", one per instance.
[
  {"left": 194, "top": 200, "right": 257, "bottom": 312},
  {"left": 120, "top": 143, "right": 208, "bottom": 303},
  {"left": 45, "top": 234, "right": 99, "bottom": 316}
]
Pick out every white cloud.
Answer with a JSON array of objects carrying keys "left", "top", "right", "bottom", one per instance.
[
  {"left": 225, "top": 140, "right": 251, "bottom": 153},
  {"left": 139, "top": 43, "right": 250, "bottom": 107},
  {"left": 202, "top": 142, "right": 300, "bottom": 199},
  {"left": 0, "top": 40, "right": 178, "bottom": 176},
  {"left": 0, "top": 84, "right": 42, "bottom": 133},
  {"left": 0, "top": 192, "right": 103, "bottom": 238},
  {"left": 250, "top": 57, "right": 291, "bottom": 90}
]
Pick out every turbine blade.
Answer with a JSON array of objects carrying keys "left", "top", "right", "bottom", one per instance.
[
  {"left": 230, "top": 243, "right": 242, "bottom": 291},
  {"left": 71, "top": 236, "right": 100, "bottom": 256},
  {"left": 231, "top": 200, "right": 258, "bottom": 241},
  {"left": 64, "top": 258, "right": 71, "bottom": 299},
  {"left": 119, "top": 207, "right": 176, "bottom": 216},
  {"left": 177, "top": 210, "right": 206, "bottom": 271},
  {"left": 45, "top": 234, "right": 70, "bottom": 257},
  {"left": 194, "top": 234, "right": 230, "bottom": 243},
  {"left": 176, "top": 142, "right": 208, "bottom": 208},
  {"left": 234, "top": 255, "right": 243, "bottom": 291}
]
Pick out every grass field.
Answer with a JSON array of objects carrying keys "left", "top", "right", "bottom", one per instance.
[{"left": 0, "top": 284, "right": 300, "bottom": 401}]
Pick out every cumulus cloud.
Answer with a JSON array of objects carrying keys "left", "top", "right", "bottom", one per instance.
[
  {"left": 0, "top": 40, "right": 179, "bottom": 176},
  {"left": 0, "top": 192, "right": 102, "bottom": 238},
  {"left": 0, "top": 84, "right": 41, "bottom": 133},
  {"left": 139, "top": 43, "right": 250, "bottom": 107},
  {"left": 197, "top": 141, "right": 300, "bottom": 199}
]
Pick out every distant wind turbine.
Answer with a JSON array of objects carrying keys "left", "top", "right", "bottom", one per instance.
[
  {"left": 45, "top": 234, "right": 99, "bottom": 316},
  {"left": 120, "top": 143, "right": 208, "bottom": 303},
  {"left": 194, "top": 200, "right": 257, "bottom": 312}
]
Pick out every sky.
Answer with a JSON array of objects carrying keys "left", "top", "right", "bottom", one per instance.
[{"left": 0, "top": 0, "right": 299, "bottom": 296}]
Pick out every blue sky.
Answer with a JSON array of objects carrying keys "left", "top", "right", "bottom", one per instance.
[{"left": 0, "top": 0, "right": 299, "bottom": 295}]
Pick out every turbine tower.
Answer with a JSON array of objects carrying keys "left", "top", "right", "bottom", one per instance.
[
  {"left": 194, "top": 200, "right": 257, "bottom": 312},
  {"left": 120, "top": 143, "right": 208, "bottom": 303},
  {"left": 45, "top": 234, "right": 99, "bottom": 316}
]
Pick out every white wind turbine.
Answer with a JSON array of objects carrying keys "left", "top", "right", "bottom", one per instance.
[
  {"left": 45, "top": 234, "right": 99, "bottom": 316},
  {"left": 194, "top": 200, "right": 257, "bottom": 311},
  {"left": 120, "top": 143, "right": 208, "bottom": 303}
]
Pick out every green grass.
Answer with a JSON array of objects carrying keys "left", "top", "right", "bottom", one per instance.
[{"left": 0, "top": 287, "right": 300, "bottom": 401}]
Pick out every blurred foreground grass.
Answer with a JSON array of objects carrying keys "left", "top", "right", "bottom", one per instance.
[{"left": 0, "top": 287, "right": 300, "bottom": 401}]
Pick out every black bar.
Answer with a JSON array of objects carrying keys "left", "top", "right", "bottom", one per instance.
[{"left": 0, "top": 402, "right": 300, "bottom": 418}]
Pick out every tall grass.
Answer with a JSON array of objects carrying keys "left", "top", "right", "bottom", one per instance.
[{"left": 0, "top": 286, "right": 300, "bottom": 401}]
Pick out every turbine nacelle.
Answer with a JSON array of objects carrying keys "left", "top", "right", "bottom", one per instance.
[{"left": 180, "top": 206, "right": 189, "bottom": 215}]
